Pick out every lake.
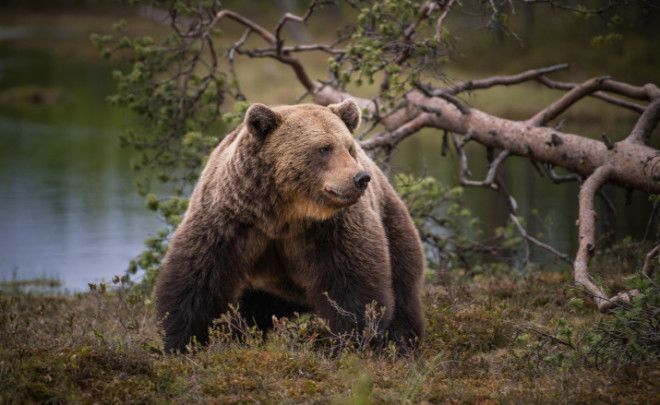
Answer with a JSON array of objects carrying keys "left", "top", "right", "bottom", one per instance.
[
  {"left": 0, "top": 25, "right": 655, "bottom": 290},
  {"left": 0, "top": 41, "right": 159, "bottom": 290}
]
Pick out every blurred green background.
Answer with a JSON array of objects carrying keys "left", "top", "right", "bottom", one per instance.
[{"left": 0, "top": 0, "right": 658, "bottom": 289}]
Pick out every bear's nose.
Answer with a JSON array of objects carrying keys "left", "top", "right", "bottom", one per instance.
[{"left": 353, "top": 171, "right": 371, "bottom": 191}]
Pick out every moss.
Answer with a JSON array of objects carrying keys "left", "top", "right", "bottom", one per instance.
[{"left": 1, "top": 251, "right": 657, "bottom": 403}]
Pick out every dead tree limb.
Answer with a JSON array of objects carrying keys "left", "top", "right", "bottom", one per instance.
[
  {"left": 573, "top": 165, "right": 639, "bottom": 312},
  {"left": 627, "top": 98, "right": 660, "bottom": 145},
  {"left": 642, "top": 244, "right": 660, "bottom": 278}
]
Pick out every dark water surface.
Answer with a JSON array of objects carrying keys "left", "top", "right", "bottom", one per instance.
[{"left": 0, "top": 29, "right": 655, "bottom": 290}]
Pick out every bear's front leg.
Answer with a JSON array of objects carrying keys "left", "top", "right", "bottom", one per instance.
[
  {"left": 155, "top": 218, "right": 256, "bottom": 353},
  {"left": 309, "top": 272, "right": 395, "bottom": 337},
  {"left": 382, "top": 191, "right": 426, "bottom": 348},
  {"left": 293, "top": 210, "right": 395, "bottom": 337}
]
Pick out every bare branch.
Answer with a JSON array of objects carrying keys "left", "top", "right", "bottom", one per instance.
[
  {"left": 644, "top": 200, "right": 658, "bottom": 241},
  {"left": 274, "top": 0, "right": 331, "bottom": 52},
  {"left": 227, "top": 29, "right": 251, "bottom": 100},
  {"left": 212, "top": 10, "right": 276, "bottom": 44},
  {"left": 537, "top": 76, "right": 645, "bottom": 113},
  {"left": 626, "top": 98, "right": 660, "bottom": 145},
  {"left": 416, "top": 81, "right": 470, "bottom": 115},
  {"left": 360, "top": 113, "right": 436, "bottom": 150},
  {"left": 642, "top": 244, "right": 660, "bottom": 278},
  {"left": 524, "top": 0, "right": 614, "bottom": 15},
  {"left": 450, "top": 132, "right": 474, "bottom": 182},
  {"left": 492, "top": 177, "right": 572, "bottom": 264},
  {"left": 529, "top": 76, "right": 611, "bottom": 126},
  {"left": 509, "top": 213, "right": 572, "bottom": 265},
  {"left": 213, "top": 9, "right": 317, "bottom": 91},
  {"left": 434, "top": 0, "right": 456, "bottom": 40},
  {"left": 279, "top": 44, "right": 345, "bottom": 54},
  {"left": 574, "top": 165, "right": 641, "bottom": 312},
  {"left": 444, "top": 135, "right": 571, "bottom": 264},
  {"left": 402, "top": 92, "right": 660, "bottom": 193},
  {"left": 456, "top": 144, "right": 510, "bottom": 190},
  {"left": 442, "top": 64, "right": 569, "bottom": 95},
  {"left": 542, "top": 164, "right": 582, "bottom": 184},
  {"left": 597, "top": 80, "right": 659, "bottom": 101}
]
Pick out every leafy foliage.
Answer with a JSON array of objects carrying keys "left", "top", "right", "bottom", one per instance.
[
  {"left": 588, "top": 273, "right": 660, "bottom": 367},
  {"left": 1, "top": 265, "right": 656, "bottom": 403},
  {"left": 330, "top": 0, "right": 451, "bottom": 105},
  {"left": 394, "top": 174, "right": 520, "bottom": 273},
  {"left": 515, "top": 241, "right": 659, "bottom": 373},
  {"left": 91, "top": 1, "right": 248, "bottom": 288}
]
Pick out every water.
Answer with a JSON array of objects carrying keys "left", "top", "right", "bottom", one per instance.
[
  {"left": 0, "top": 44, "right": 158, "bottom": 290},
  {"left": 0, "top": 28, "right": 655, "bottom": 291}
]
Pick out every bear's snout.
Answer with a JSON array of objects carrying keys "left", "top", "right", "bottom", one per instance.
[{"left": 353, "top": 171, "right": 371, "bottom": 191}]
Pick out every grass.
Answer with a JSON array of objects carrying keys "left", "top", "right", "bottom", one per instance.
[{"left": 1, "top": 253, "right": 658, "bottom": 404}]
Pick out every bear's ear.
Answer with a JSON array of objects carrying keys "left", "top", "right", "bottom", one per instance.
[
  {"left": 245, "top": 103, "right": 281, "bottom": 139},
  {"left": 328, "top": 99, "right": 361, "bottom": 132}
]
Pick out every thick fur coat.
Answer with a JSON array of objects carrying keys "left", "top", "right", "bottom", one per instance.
[{"left": 155, "top": 101, "right": 425, "bottom": 353}]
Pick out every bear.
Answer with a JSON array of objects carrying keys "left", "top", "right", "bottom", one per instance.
[{"left": 154, "top": 100, "right": 425, "bottom": 353}]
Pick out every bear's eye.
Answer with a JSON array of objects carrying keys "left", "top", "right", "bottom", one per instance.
[{"left": 319, "top": 146, "right": 332, "bottom": 157}]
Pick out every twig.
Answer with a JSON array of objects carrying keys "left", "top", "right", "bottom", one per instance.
[
  {"left": 360, "top": 113, "right": 435, "bottom": 150},
  {"left": 524, "top": 0, "right": 614, "bottom": 16},
  {"left": 434, "top": 0, "right": 456, "bottom": 40},
  {"left": 643, "top": 201, "right": 658, "bottom": 241},
  {"left": 416, "top": 81, "right": 470, "bottom": 115},
  {"left": 509, "top": 214, "right": 572, "bottom": 265},
  {"left": 542, "top": 164, "right": 581, "bottom": 184},
  {"left": 322, "top": 292, "right": 357, "bottom": 325},
  {"left": 495, "top": 177, "right": 572, "bottom": 264},
  {"left": 642, "top": 244, "right": 660, "bottom": 278}
]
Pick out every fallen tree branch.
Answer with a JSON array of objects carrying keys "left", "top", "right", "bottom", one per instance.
[
  {"left": 383, "top": 93, "right": 660, "bottom": 194},
  {"left": 574, "top": 166, "right": 641, "bottom": 312}
]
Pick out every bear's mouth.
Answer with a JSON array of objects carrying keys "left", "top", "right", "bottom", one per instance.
[{"left": 322, "top": 187, "right": 361, "bottom": 207}]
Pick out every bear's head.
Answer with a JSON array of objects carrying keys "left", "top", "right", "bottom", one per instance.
[{"left": 244, "top": 100, "right": 370, "bottom": 221}]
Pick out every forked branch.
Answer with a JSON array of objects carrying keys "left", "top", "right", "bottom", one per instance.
[{"left": 574, "top": 166, "right": 642, "bottom": 312}]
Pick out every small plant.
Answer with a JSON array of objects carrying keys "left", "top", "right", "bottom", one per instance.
[
  {"left": 588, "top": 275, "right": 660, "bottom": 368},
  {"left": 517, "top": 240, "right": 659, "bottom": 373},
  {"left": 394, "top": 173, "right": 520, "bottom": 275}
]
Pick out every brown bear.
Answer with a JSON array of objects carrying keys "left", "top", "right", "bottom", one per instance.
[{"left": 155, "top": 100, "right": 425, "bottom": 353}]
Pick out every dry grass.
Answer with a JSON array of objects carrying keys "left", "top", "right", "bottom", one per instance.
[{"left": 1, "top": 263, "right": 657, "bottom": 404}]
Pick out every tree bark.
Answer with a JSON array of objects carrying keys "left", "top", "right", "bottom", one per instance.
[{"left": 359, "top": 95, "right": 660, "bottom": 194}]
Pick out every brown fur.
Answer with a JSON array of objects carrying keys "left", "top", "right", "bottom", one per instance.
[{"left": 155, "top": 100, "right": 425, "bottom": 353}]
